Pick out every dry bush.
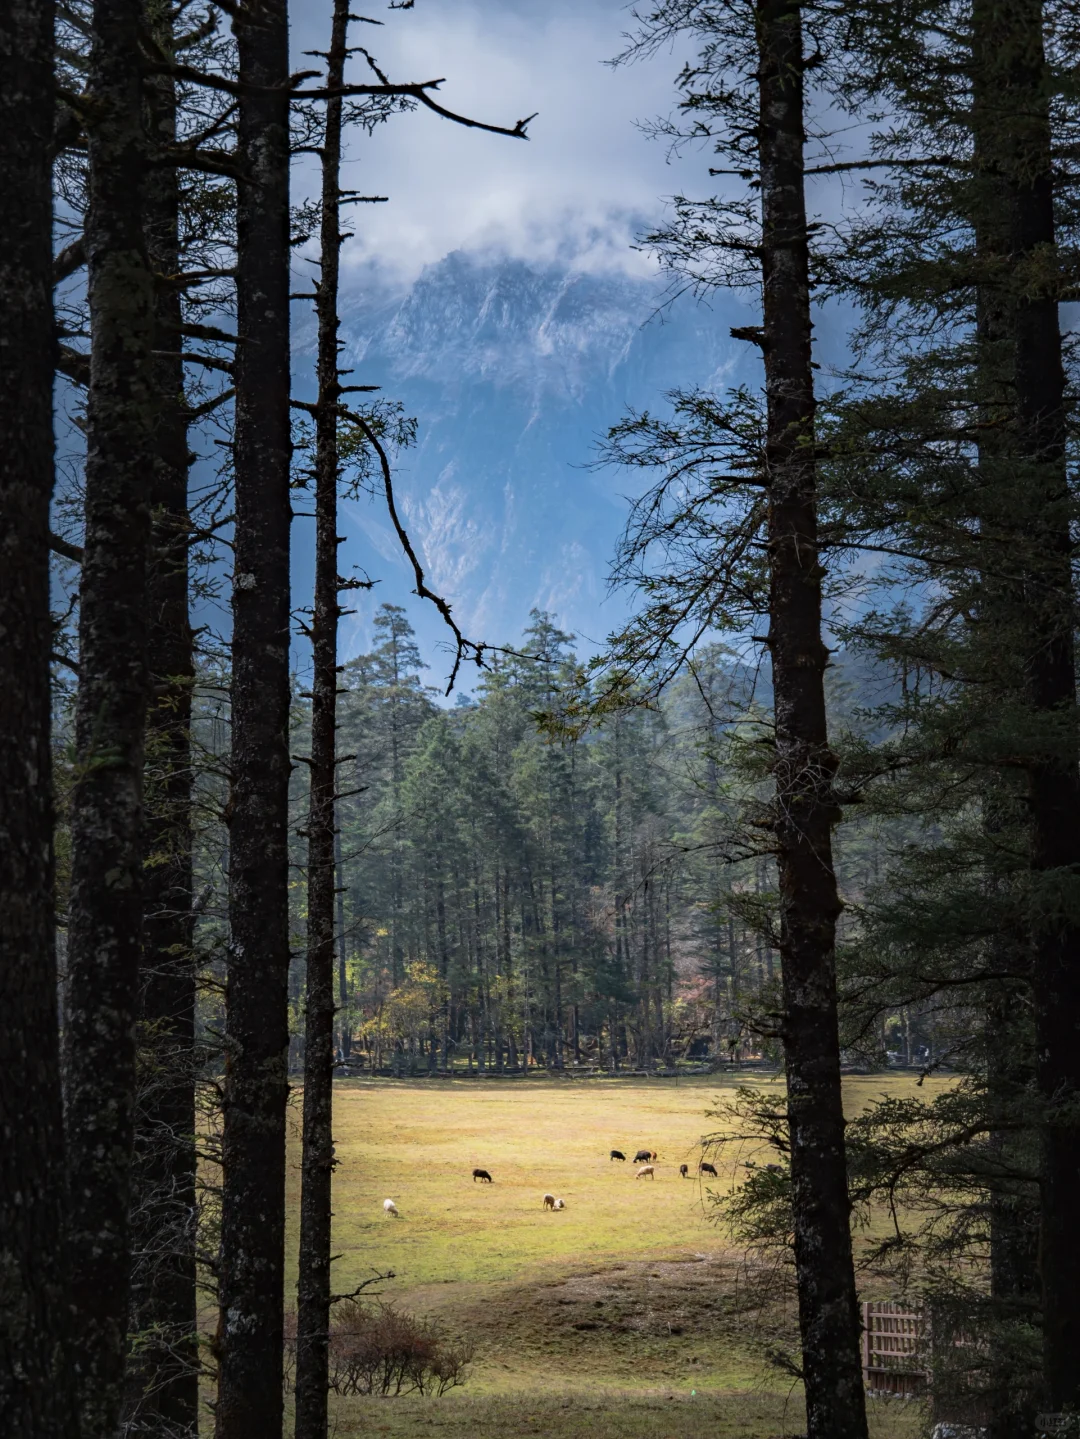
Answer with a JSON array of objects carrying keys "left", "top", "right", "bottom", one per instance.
[{"left": 284, "top": 1300, "right": 473, "bottom": 1398}]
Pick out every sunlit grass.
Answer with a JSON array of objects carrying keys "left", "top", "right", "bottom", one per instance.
[
  {"left": 289, "top": 1072, "right": 948, "bottom": 1293},
  {"left": 294, "top": 1073, "right": 776, "bottom": 1294},
  {"left": 275, "top": 1072, "right": 941, "bottom": 1437}
]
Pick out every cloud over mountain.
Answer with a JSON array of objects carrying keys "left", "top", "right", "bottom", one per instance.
[
  {"left": 290, "top": 0, "right": 703, "bottom": 287},
  {"left": 303, "top": 252, "right": 755, "bottom": 673}
]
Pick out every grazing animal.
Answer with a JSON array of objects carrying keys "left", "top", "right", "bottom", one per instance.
[
  {"left": 543, "top": 1193, "right": 556, "bottom": 1210},
  {"left": 635, "top": 1164, "right": 655, "bottom": 1180},
  {"left": 700, "top": 1162, "right": 718, "bottom": 1178},
  {"left": 633, "top": 1149, "right": 655, "bottom": 1164},
  {"left": 472, "top": 1168, "right": 493, "bottom": 1183},
  {"left": 554, "top": 1198, "right": 565, "bottom": 1210},
  {"left": 765, "top": 1163, "right": 782, "bottom": 1173},
  {"left": 679, "top": 1164, "right": 689, "bottom": 1178},
  {"left": 610, "top": 1149, "right": 626, "bottom": 1162},
  {"left": 383, "top": 1198, "right": 399, "bottom": 1216}
]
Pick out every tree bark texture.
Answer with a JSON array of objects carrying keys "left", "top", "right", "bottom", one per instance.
[
  {"left": 986, "top": 982, "right": 1040, "bottom": 1439},
  {"left": 756, "top": 4, "right": 869, "bottom": 1435},
  {"left": 0, "top": 3, "right": 75, "bottom": 1433},
  {"left": 125, "top": 4, "right": 199, "bottom": 1429},
  {"left": 336, "top": 825, "right": 350, "bottom": 1058},
  {"left": 969, "top": 0, "right": 1080, "bottom": 1409},
  {"left": 294, "top": 0, "right": 348, "bottom": 1431},
  {"left": 64, "top": 0, "right": 155, "bottom": 1432},
  {"left": 215, "top": 0, "right": 293, "bottom": 1430},
  {"left": 971, "top": 57, "right": 1042, "bottom": 1432}
]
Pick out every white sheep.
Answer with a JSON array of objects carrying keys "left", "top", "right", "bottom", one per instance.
[
  {"left": 383, "top": 1198, "right": 399, "bottom": 1217},
  {"left": 553, "top": 1198, "right": 565, "bottom": 1210}
]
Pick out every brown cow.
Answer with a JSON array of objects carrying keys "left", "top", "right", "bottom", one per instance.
[{"left": 543, "top": 1193, "right": 556, "bottom": 1210}]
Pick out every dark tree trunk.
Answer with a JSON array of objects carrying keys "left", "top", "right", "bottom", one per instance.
[
  {"left": 64, "top": 0, "right": 155, "bottom": 1432},
  {"left": 125, "top": 5, "right": 199, "bottom": 1430},
  {"left": 970, "top": 43, "right": 1042, "bottom": 1428},
  {"left": 755, "top": 3, "right": 868, "bottom": 1435},
  {"left": 968, "top": 0, "right": 1080, "bottom": 1410},
  {"left": 1023, "top": 315, "right": 1080, "bottom": 1406},
  {"left": 1014, "top": 157, "right": 1080, "bottom": 1437},
  {"left": 986, "top": 983, "right": 1040, "bottom": 1439},
  {"left": 294, "top": 0, "right": 349, "bottom": 1431},
  {"left": 0, "top": 3, "right": 74, "bottom": 1433},
  {"left": 215, "top": 0, "right": 293, "bottom": 1430},
  {"left": 336, "top": 825, "right": 351, "bottom": 1057}
]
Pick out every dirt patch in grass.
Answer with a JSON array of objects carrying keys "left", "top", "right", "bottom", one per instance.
[
  {"left": 458, "top": 1252, "right": 789, "bottom": 1388},
  {"left": 389, "top": 1250, "right": 796, "bottom": 1400},
  {"left": 313, "top": 1249, "right": 814, "bottom": 1437}
]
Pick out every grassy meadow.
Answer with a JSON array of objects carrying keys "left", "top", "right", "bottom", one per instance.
[{"left": 277, "top": 1072, "right": 937, "bottom": 1438}]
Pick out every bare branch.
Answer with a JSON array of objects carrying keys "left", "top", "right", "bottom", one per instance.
[
  {"left": 50, "top": 532, "right": 84, "bottom": 564},
  {"left": 341, "top": 408, "right": 486, "bottom": 694}
]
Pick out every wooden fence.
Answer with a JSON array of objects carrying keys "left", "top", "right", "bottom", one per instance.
[{"left": 862, "top": 1301, "right": 927, "bottom": 1397}]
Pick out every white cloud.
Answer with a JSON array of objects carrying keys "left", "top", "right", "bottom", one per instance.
[{"left": 291, "top": 0, "right": 701, "bottom": 285}]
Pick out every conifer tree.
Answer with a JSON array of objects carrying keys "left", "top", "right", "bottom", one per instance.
[
  {"left": 981, "top": 0, "right": 1080, "bottom": 1402},
  {"left": 755, "top": 0, "right": 868, "bottom": 1413},
  {"left": 215, "top": 0, "right": 293, "bottom": 1429},
  {"left": 294, "top": 0, "right": 352, "bottom": 1427},
  {"left": 817, "top": 0, "right": 1080, "bottom": 1416},
  {"left": 601, "top": 5, "right": 869, "bottom": 1429},
  {"left": 63, "top": 0, "right": 157, "bottom": 1428},
  {"left": 0, "top": 2, "right": 75, "bottom": 1432},
  {"left": 127, "top": 3, "right": 200, "bottom": 1429}
]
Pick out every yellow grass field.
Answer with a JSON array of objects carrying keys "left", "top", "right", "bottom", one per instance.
[{"left": 274, "top": 1072, "right": 940, "bottom": 1438}]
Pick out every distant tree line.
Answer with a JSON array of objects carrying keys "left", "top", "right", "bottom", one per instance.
[{"left": 314, "top": 604, "right": 934, "bottom": 1078}]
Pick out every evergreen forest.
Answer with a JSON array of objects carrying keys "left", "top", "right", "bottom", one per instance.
[{"left": 317, "top": 607, "right": 910, "bottom": 1078}]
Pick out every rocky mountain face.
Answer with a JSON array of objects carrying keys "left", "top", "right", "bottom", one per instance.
[{"left": 328, "top": 251, "right": 755, "bottom": 660}]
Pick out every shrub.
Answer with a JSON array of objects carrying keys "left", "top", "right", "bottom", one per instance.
[{"left": 284, "top": 1300, "right": 473, "bottom": 1398}]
